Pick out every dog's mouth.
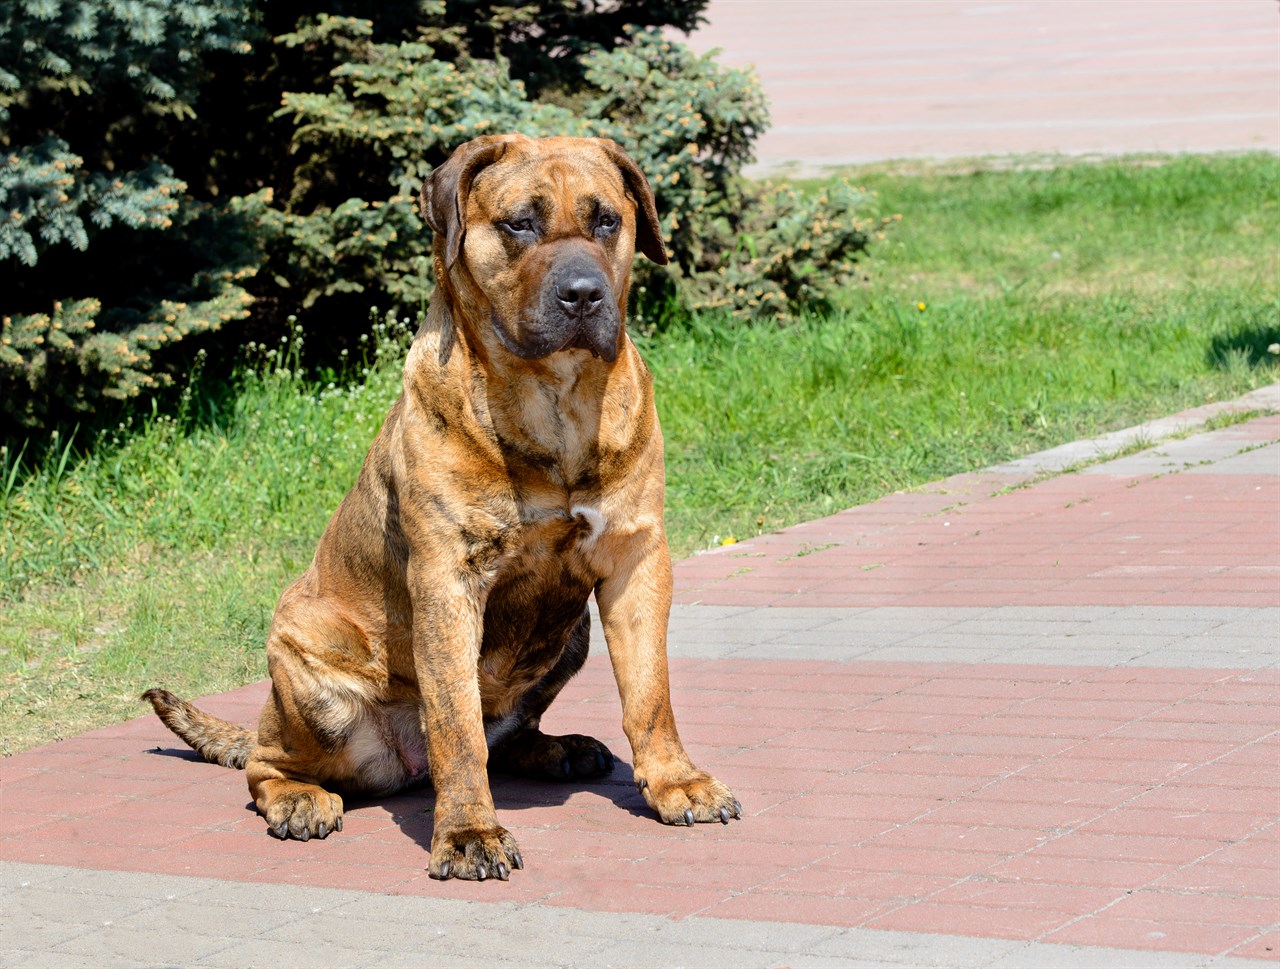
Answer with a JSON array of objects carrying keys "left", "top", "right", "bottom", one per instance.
[{"left": 489, "top": 307, "right": 620, "bottom": 364}]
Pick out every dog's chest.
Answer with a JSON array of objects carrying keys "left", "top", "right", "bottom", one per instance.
[{"left": 473, "top": 503, "right": 603, "bottom": 712}]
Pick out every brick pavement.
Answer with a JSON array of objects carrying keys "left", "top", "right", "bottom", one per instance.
[
  {"left": 2, "top": 385, "right": 1277, "bottom": 967},
  {"left": 684, "top": 0, "right": 1280, "bottom": 172}
]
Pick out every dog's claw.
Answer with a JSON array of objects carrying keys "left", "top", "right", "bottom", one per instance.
[
  {"left": 511, "top": 851, "right": 524, "bottom": 870},
  {"left": 683, "top": 809, "right": 695, "bottom": 826},
  {"left": 719, "top": 807, "right": 730, "bottom": 824},
  {"left": 434, "top": 860, "right": 451, "bottom": 880},
  {"left": 273, "top": 822, "right": 288, "bottom": 840},
  {"left": 317, "top": 822, "right": 327, "bottom": 839},
  {"left": 733, "top": 800, "right": 742, "bottom": 818},
  {"left": 476, "top": 864, "right": 487, "bottom": 881},
  {"left": 334, "top": 816, "right": 343, "bottom": 832},
  {"left": 297, "top": 827, "right": 310, "bottom": 842},
  {"left": 495, "top": 862, "right": 509, "bottom": 881}
]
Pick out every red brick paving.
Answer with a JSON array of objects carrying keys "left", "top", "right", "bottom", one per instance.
[
  {"left": 685, "top": 0, "right": 1280, "bottom": 169},
  {"left": 2, "top": 650, "right": 1278, "bottom": 958},
  {"left": 673, "top": 415, "right": 1280, "bottom": 608}
]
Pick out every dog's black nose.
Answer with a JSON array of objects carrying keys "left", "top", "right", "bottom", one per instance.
[{"left": 555, "top": 273, "right": 606, "bottom": 315}]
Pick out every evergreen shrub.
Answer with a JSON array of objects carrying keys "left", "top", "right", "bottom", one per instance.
[
  {"left": 0, "top": 0, "right": 260, "bottom": 425},
  {"left": 1, "top": 0, "right": 885, "bottom": 428}
]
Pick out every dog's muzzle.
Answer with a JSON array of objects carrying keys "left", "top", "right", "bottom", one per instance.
[
  {"left": 492, "top": 255, "right": 621, "bottom": 363},
  {"left": 553, "top": 259, "right": 621, "bottom": 362}
]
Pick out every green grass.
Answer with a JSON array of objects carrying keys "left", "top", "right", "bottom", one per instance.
[{"left": 3, "top": 153, "right": 1278, "bottom": 753}]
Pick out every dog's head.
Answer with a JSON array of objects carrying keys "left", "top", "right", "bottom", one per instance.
[{"left": 420, "top": 135, "right": 667, "bottom": 364}]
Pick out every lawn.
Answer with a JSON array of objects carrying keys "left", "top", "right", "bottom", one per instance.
[{"left": 2, "top": 152, "right": 1277, "bottom": 754}]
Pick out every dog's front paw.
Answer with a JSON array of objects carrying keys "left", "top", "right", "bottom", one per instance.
[
  {"left": 637, "top": 768, "right": 742, "bottom": 826},
  {"left": 428, "top": 824, "right": 523, "bottom": 881}
]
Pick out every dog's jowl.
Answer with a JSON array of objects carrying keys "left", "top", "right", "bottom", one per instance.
[{"left": 144, "top": 135, "right": 741, "bottom": 881}]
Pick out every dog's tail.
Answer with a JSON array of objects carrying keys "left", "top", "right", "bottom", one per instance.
[{"left": 141, "top": 688, "right": 255, "bottom": 770}]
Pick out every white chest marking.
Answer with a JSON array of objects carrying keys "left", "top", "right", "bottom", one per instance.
[{"left": 571, "top": 504, "right": 607, "bottom": 548}]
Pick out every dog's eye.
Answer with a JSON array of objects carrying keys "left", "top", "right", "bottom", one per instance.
[
  {"left": 498, "top": 218, "right": 535, "bottom": 237},
  {"left": 595, "top": 212, "right": 619, "bottom": 235}
]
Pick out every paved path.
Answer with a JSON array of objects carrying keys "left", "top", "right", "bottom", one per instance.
[
  {"left": 685, "top": 0, "right": 1280, "bottom": 172},
  {"left": 2, "top": 384, "right": 1278, "bottom": 967}
]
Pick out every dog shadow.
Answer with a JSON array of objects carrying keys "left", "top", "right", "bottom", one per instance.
[
  {"left": 353, "top": 758, "right": 655, "bottom": 852},
  {"left": 145, "top": 746, "right": 206, "bottom": 762},
  {"left": 143, "top": 744, "right": 651, "bottom": 849}
]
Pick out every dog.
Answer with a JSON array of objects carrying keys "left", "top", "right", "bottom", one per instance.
[{"left": 144, "top": 134, "right": 740, "bottom": 881}]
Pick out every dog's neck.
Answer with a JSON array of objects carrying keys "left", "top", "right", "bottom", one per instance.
[{"left": 412, "top": 295, "right": 643, "bottom": 493}]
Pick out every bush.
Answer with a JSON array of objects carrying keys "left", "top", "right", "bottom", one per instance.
[
  {"left": 0, "top": 0, "right": 261, "bottom": 427},
  {"left": 269, "top": 19, "right": 887, "bottom": 328},
  {"left": 1, "top": 0, "right": 888, "bottom": 430},
  {"left": 582, "top": 30, "right": 891, "bottom": 323}
]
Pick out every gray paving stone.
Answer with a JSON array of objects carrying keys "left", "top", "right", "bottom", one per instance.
[
  {"left": 945, "top": 618, "right": 1093, "bottom": 636},
  {"left": 1, "top": 949, "right": 101, "bottom": 969},
  {"left": 0, "top": 862, "right": 68, "bottom": 892},
  {"left": 984, "top": 605, "right": 1121, "bottom": 622},
  {"left": 591, "top": 939, "right": 778, "bottom": 968},
  {"left": 655, "top": 606, "right": 1279, "bottom": 668},
  {"left": 988, "top": 941, "right": 1270, "bottom": 968},
  {"left": 670, "top": 603, "right": 761, "bottom": 625},
  {"left": 323, "top": 891, "right": 522, "bottom": 927},
  {"left": 193, "top": 936, "right": 380, "bottom": 969},
  {"left": 1131, "top": 651, "right": 1275, "bottom": 669},
  {"left": 711, "top": 607, "right": 847, "bottom": 632},
  {"left": 675, "top": 626, "right": 791, "bottom": 647},
  {"left": 826, "top": 607, "right": 985, "bottom": 627},
  {"left": 1035, "top": 633, "right": 1180, "bottom": 653},
  {"left": 180, "top": 879, "right": 368, "bottom": 914},
  {"left": 1072, "top": 617, "right": 1227, "bottom": 637},
  {"left": 1185, "top": 442, "right": 1280, "bottom": 475},
  {"left": 810, "top": 925, "right": 1027, "bottom": 966},
  {"left": 657, "top": 914, "right": 842, "bottom": 952},
  {"left": 48, "top": 926, "right": 233, "bottom": 966},
  {"left": 1121, "top": 607, "right": 1265, "bottom": 623},
  {"left": 0, "top": 920, "right": 95, "bottom": 954},
  {"left": 5, "top": 885, "right": 153, "bottom": 927},
  {"left": 1083, "top": 437, "right": 1266, "bottom": 477},
  {"left": 858, "top": 646, "right": 1010, "bottom": 663},
  {"left": 895, "top": 632, "right": 1043, "bottom": 652},
  {"left": 772, "top": 627, "right": 924, "bottom": 648},
  {"left": 994, "top": 647, "right": 1146, "bottom": 667},
  {"left": 110, "top": 898, "right": 302, "bottom": 940},
  {"left": 1209, "top": 615, "right": 1280, "bottom": 637},
  {"left": 987, "top": 386, "right": 1280, "bottom": 479},
  {"left": 731, "top": 642, "right": 877, "bottom": 661},
  {"left": 32, "top": 866, "right": 212, "bottom": 903},
  {"left": 362, "top": 950, "right": 538, "bottom": 969}
]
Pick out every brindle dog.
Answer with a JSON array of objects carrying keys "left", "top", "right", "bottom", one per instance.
[{"left": 144, "top": 135, "right": 741, "bottom": 881}]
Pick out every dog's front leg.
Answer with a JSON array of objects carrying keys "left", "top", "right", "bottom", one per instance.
[
  {"left": 410, "top": 579, "right": 522, "bottom": 880},
  {"left": 596, "top": 540, "right": 742, "bottom": 826}
]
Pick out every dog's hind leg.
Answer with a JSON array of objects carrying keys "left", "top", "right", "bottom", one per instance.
[
  {"left": 242, "top": 611, "right": 395, "bottom": 841},
  {"left": 245, "top": 684, "right": 347, "bottom": 841},
  {"left": 489, "top": 608, "right": 615, "bottom": 781}
]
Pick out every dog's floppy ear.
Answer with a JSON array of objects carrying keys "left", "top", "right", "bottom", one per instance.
[
  {"left": 419, "top": 136, "right": 511, "bottom": 270},
  {"left": 597, "top": 139, "right": 669, "bottom": 266}
]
